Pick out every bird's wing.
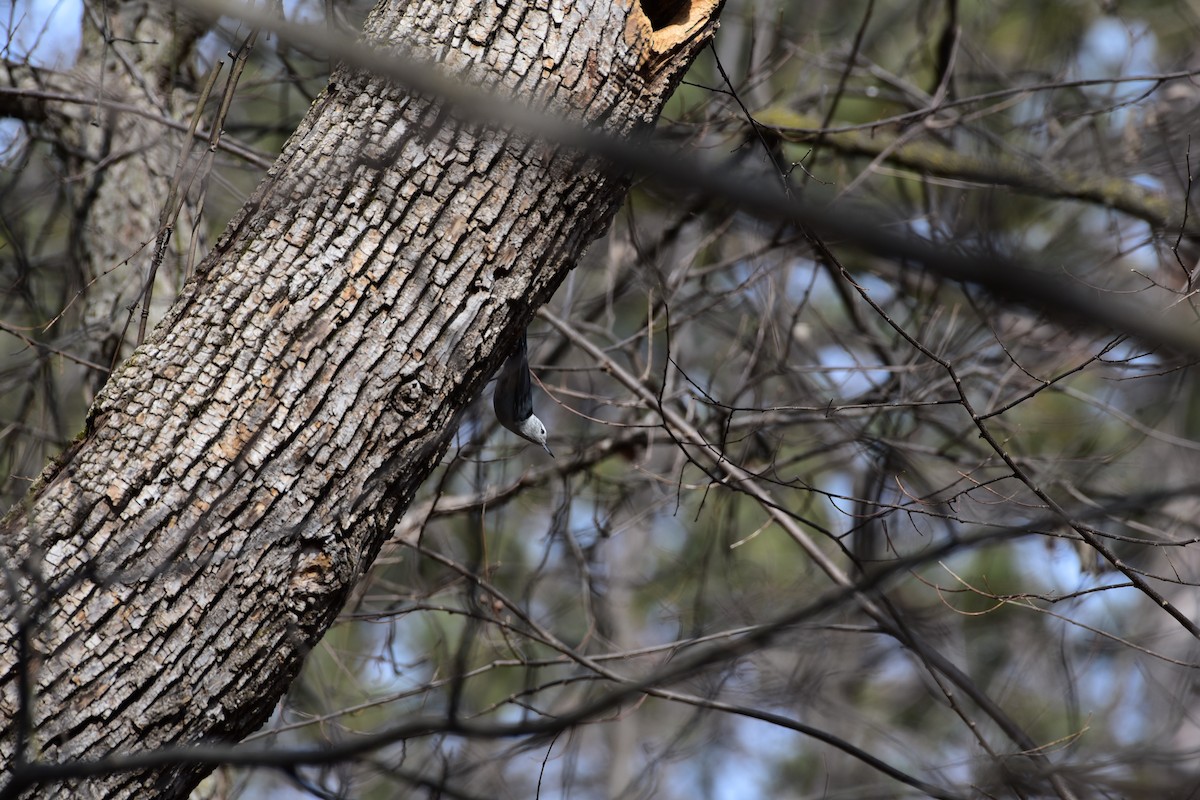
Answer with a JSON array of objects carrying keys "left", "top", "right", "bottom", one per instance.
[
  {"left": 493, "top": 329, "right": 534, "bottom": 424},
  {"left": 511, "top": 330, "right": 534, "bottom": 420}
]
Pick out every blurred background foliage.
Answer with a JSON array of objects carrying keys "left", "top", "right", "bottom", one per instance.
[{"left": 6, "top": 0, "right": 1200, "bottom": 798}]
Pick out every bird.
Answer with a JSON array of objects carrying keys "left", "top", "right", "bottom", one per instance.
[{"left": 493, "top": 329, "right": 554, "bottom": 456}]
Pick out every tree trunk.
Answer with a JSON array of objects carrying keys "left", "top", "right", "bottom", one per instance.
[
  {"left": 0, "top": 0, "right": 722, "bottom": 796},
  {"left": 0, "top": 2, "right": 211, "bottom": 500}
]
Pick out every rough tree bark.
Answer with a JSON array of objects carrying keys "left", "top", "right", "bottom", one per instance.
[{"left": 0, "top": 0, "right": 723, "bottom": 796}]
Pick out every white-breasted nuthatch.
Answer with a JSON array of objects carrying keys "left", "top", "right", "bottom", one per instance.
[{"left": 493, "top": 329, "right": 553, "bottom": 456}]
